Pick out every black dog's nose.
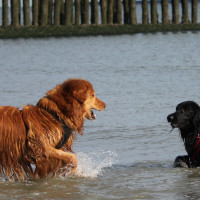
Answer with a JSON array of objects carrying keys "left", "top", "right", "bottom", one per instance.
[{"left": 167, "top": 114, "right": 174, "bottom": 122}]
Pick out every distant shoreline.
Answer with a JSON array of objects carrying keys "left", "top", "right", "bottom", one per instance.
[{"left": 0, "top": 24, "right": 200, "bottom": 39}]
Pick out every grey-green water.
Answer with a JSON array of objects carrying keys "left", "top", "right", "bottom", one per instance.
[{"left": 0, "top": 32, "right": 200, "bottom": 199}]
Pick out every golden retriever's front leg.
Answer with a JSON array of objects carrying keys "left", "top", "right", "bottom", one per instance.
[
  {"left": 48, "top": 147, "right": 78, "bottom": 175},
  {"left": 33, "top": 147, "right": 77, "bottom": 179}
]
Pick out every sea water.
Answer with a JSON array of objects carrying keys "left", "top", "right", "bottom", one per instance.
[{"left": 0, "top": 32, "right": 200, "bottom": 199}]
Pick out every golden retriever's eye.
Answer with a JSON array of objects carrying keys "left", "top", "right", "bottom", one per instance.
[{"left": 92, "top": 94, "right": 95, "bottom": 97}]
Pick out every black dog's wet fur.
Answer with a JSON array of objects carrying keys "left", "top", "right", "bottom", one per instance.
[{"left": 167, "top": 101, "right": 200, "bottom": 168}]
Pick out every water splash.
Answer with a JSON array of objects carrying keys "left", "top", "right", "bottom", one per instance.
[{"left": 75, "top": 151, "right": 117, "bottom": 178}]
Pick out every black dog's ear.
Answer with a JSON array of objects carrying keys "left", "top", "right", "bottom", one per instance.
[{"left": 193, "top": 110, "right": 200, "bottom": 131}]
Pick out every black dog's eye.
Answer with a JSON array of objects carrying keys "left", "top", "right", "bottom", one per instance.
[
  {"left": 177, "top": 110, "right": 185, "bottom": 115},
  {"left": 181, "top": 109, "right": 194, "bottom": 118},
  {"left": 181, "top": 109, "right": 186, "bottom": 114}
]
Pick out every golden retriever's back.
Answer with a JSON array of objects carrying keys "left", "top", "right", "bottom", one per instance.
[{"left": 0, "top": 106, "right": 32, "bottom": 180}]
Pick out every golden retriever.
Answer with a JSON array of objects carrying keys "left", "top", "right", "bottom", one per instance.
[{"left": 0, "top": 79, "right": 106, "bottom": 180}]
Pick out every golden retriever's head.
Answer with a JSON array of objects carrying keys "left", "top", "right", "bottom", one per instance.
[
  {"left": 37, "top": 79, "right": 106, "bottom": 135},
  {"left": 63, "top": 79, "right": 106, "bottom": 121}
]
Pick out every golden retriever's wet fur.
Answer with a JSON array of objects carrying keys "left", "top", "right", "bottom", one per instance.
[{"left": 0, "top": 79, "right": 106, "bottom": 180}]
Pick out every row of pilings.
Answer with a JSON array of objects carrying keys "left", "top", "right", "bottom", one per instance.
[{"left": 1, "top": 0, "right": 199, "bottom": 27}]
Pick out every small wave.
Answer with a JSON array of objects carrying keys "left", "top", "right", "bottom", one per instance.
[
  {"left": 112, "top": 160, "right": 173, "bottom": 170},
  {"left": 131, "top": 160, "right": 173, "bottom": 168},
  {"left": 75, "top": 151, "right": 117, "bottom": 178}
]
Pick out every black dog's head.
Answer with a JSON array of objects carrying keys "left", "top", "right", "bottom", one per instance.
[{"left": 167, "top": 101, "right": 200, "bottom": 132}]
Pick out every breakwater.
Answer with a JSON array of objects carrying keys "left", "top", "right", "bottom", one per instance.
[{"left": 0, "top": 0, "right": 200, "bottom": 38}]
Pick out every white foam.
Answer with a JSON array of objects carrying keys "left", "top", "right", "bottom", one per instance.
[{"left": 75, "top": 151, "right": 117, "bottom": 178}]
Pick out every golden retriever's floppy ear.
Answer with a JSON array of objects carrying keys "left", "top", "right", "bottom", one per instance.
[
  {"left": 193, "top": 110, "right": 200, "bottom": 132},
  {"left": 62, "top": 79, "right": 94, "bottom": 103}
]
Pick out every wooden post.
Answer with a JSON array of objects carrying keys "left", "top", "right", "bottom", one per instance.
[
  {"left": 11, "top": 0, "right": 19, "bottom": 26},
  {"left": 172, "top": 0, "right": 179, "bottom": 24},
  {"left": 100, "top": 0, "right": 107, "bottom": 24},
  {"left": 75, "top": 0, "right": 81, "bottom": 25},
  {"left": 181, "top": 0, "right": 189, "bottom": 23},
  {"left": 32, "top": 0, "right": 39, "bottom": 26},
  {"left": 151, "top": 0, "right": 158, "bottom": 24},
  {"left": 23, "top": 0, "right": 30, "bottom": 26},
  {"left": 71, "top": 1, "right": 74, "bottom": 24},
  {"left": 81, "top": 0, "right": 89, "bottom": 24},
  {"left": 41, "top": 0, "right": 48, "bottom": 26},
  {"left": 123, "top": 0, "right": 129, "bottom": 24},
  {"left": 161, "top": 0, "right": 169, "bottom": 24},
  {"left": 91, "top": 0, "right": 99, "bottom": 24},
  {"left": 107, "top": 0, "right": 113, "bottom": 24},
  {"left": 2, "top": 0, "right": 8, "bottom": 26},
  {"left": 129, "top": 0, "right": 137, "bottom": 24},
  {"left": 116, "top": 0, "right": 122, "bottom": 24},
  {"left": 192, "top": 0, "right": 198, "bottom": 23},
  {"left": 54, "top": 0, "right": 61, "bottom": 25},
  {"left": 48, "top": 0, "right": 53, "bottom": 25},
  {"left": 142, "top": 0, "right": 149, "bottom": 24},
  {"left": 65, "top": 0, "right": 73, "bottom": 25}
]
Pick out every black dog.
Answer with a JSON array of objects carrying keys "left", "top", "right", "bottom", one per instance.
[{"left": 167, "top": 101, "right": 200, "bottom": 168}]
